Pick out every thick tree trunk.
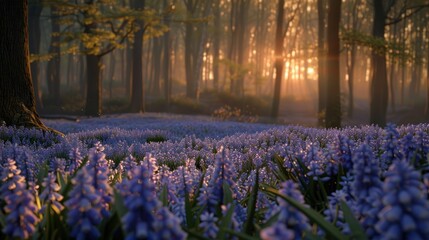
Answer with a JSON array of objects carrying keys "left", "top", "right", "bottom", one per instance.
[
  {"left": 29, "top": 1, "right": 43, "bottom": 112},
  {"left": 85, "top": 54, "right": 102, "bottom": 116},
  {"left": 370, "top": 0, "right": 388, "bottom": 127},
  {"left": 317, "top": 0, "right": 327, "bottom": 126},
  {"left": 0, "top": 1, "right": 57, "bottom": 133},
  {"left": 271, "top": 0, "right": 285, "bottom": 119},
  {"left": 130, "top": 0, "right": 145, "bottom": 112},
  {"left": 325, "top": 0, "right": 342, "bottom": 128}
]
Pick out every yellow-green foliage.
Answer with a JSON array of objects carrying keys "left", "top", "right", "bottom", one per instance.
[{"left": 43, "top": 0, "right": 168, "bottom": 57}]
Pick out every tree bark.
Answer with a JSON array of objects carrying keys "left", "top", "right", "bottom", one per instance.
[
  {"left": 325, "top": 0, "right": 342, "bottom": 128},
  {"left": 271, "top": 0, "right": 285, "bottom": 119},
  {"left": 0, "top": 0, "right": 58, "bottom": 133},
  {"left": 84, "top": 54, "right": 101, "bottom": 116},
  {"left": 29, "top": 1, "right": 43, "bottom": 112},
  {"left": 163, "top": 0, "right": 172, "bottom": 105},
  {"left": 46, "top": 6, "right": 61, "bottom": 108},
  {"left": 370, "top": 0, "right": 388, "bottom": 127},
  {"left": 317, "top": 0, "right": 327, "bottom": 126},
  {"left": 130, "top": 0, "right": 145, "bottom": 112}
]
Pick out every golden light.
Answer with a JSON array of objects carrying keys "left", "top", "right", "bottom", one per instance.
[{"left": 307, "top": 67, "right": 315, "bottom": 75}]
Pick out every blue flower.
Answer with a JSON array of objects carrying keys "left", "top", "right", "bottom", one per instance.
[
  {"left": 65, "top": 168, "right": 102, "bottom": 240},
  {"left": 199, "top": 211, "right": 219, "bottom": 239},
  {"left": 262, "top": 180, "right": 311, "bottom": 239},
  {"left": 154, "top": 207, "right": 187, "bottom": 240},
  {"left": 85, "top": 142, "right": 113, "bottom": 217},
  {"left": 381, "top": 124, "right": 402, "bottom": 171},
  {"left": 197, "top": 147, "right": 237, "bottom": 213},
  {"left": 261, "top": 223, "right": 296, "bottom": 240},
  {"left": 121, "top": 165, "right": 161, "bottom": 240},
  {"left": 1, "top": 159, "right": 40, "bottom": 239},
  {"left": 68, "top": 147, "right": 83, "bottom": 174},
  {"left": 39, "top": 172, "right": 64, "bottom": 214},
  {"left": 351, "top": 143, "right": 383, "bottom": 236},
  {"left": 375, "top": 161, "right": 429, "bottom": 239}
]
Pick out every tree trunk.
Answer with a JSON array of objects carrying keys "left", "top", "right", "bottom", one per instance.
[
  {"left": 370, "top": 0, "right": 388, "bottom": 127},
  {"left": 325, "top": 0, "right": 342, "bottom": 128},
  {"left": 184, "top": 22, "right": 196, "bottom": 98},
  {"left": 84, "top": 54, "right": 102, "bottom": 116},
  {"left": 271, "top": 0, "right": 285, "bottom": 119},
  {"left": 163, "top": 0, "right": 171, "bottom": 105},
  {"left": 0, "top": 0, "right": 57, "bottom": 133},
  {"left": 46, "top": 6, "right": 61, "bottom": 108},
  {"left": 130, "top": 0, "right": 145, "bottom": 112},
  {"left": 152, "top": 37, "right": 162, "bottom": 96},
  {"left": 212, "top": 1, "right": 221, "bottom": 91},
  {"left": 317, "top": 0, "right": 327, "bottom": 126},
  {"left": 29, "top": 1, "right": 43, "bottom": 112}
]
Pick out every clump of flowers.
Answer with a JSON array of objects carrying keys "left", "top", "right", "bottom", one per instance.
[
  {"left": 120, "top": 164, "right": 186, "bottom": 240},
  {"left": 39, "top": 172, "right": 64, "bottom": 214},
  {"left": 261, "top": 180, "right": 311, "bottom": 239},
  {"left": 375, "top": 161, "right": 429, "bottom": 239},
  {"left": 65, "top": 168, "right": 102, "bottom": 240},
  {"left": 1, "top": 159, "right": 40, "bottom": 239}
]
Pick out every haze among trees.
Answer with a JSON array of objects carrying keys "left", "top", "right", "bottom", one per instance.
[{"left": 2, "top": 0, "right": 429, "bottom": 130}]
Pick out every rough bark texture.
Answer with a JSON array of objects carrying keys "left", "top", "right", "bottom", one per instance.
[
  {"left": 0, "top": 0, "right": 59, "bottom": 134},
  {"left": 271, "top": 0, "right": 285, "bottom": 119},
  {"left": 370, "top": 0, "right": 388, "bottom": 127},
  {"left": 325, "top": 0, "right": 342, "bottom": 128},
  {"left": 130, "top": 0, "right": 145, "bottom": 112}
]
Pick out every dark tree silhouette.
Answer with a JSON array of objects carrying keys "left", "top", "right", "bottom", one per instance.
[
  {"left": 271, "top": 0, "right": 285, "bottom": 119},
  {"left": 317, "top": 0, "right": 327, "bottom": 126},
  {"left": 325, "top": 0, "right": 342, "bottom": 128},
  {"left": 0, "top": 0, "right": 58, "bottom": 134},
  {"left": 130, "top": 0, "right": 146, "bottom": 113}
]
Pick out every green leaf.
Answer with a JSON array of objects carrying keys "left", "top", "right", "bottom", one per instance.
[
  {"left": 222, "top": 228, "right": 260, "bottom": 240},
  {"left": 217, "top": 203, "right": 234, "bottom": 240},
  {"left": 222, "top": 182, "right": 233, "bottom": 205},
  {"left": 160, "top": 184, "right": 169, "bottom": 207},
  {"left": 263, "top": 186, "right": 346, "bottom": 240},
  {"left": 113, "top": 190, "right": 127, "bottom": 219},
  {"left": 340, "top": 201, "right": 368, "bottom": 240},
  {"left": 243, "top": 170, "right": 259, "bottom": 235}
]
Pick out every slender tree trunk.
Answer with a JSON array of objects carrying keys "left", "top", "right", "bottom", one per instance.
[
  {"left": 370, "top": 0, "right": 388, "bottom": 127},
  {"left": 325, "top": 0, "right": 342, "bottom": 128},
  {"left": 347, "top": 45, "right": 356, "bottom": 117},
  {"left": 271, "top": 0, "right": 285, "bottom": 119},
  {"left": 184, "top": 22, "right": 195, "bottom": 98},
  {"left": 212, "top": 2, "right": 221, "bottom": 91},
  {"left": 84, "top": 54, "right": 101, "bottom": 116},
  {"left": 389, "top": 24, "right": 397, "bottom": 112},
  {"left": 152, "top": 37, "right": 162, "bottom": 96},
  {"left": 426, "top": 36, "right": 429, "bottom": 117},
  {"left": 29, "top": 2, "right": 43, "bottom": 112},
  {"left": 0, "top": 0, "right": 56, "bottom": 132},
  {"left": 46, "top": 6, "right": 61, "bottom": 108},
  {"left": 163, "top": 0, "right": 171, "bottom": 105},
  {"left": 317, "top": 0, "right": 327, "bottom": 126},
  {"left": 130, "top": 0, "right": 145, "bottom": 112}
]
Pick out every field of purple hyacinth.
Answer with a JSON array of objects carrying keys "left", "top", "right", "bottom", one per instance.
[{"left": 1, "top": 113, "right": 429, "bottom": 239}]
